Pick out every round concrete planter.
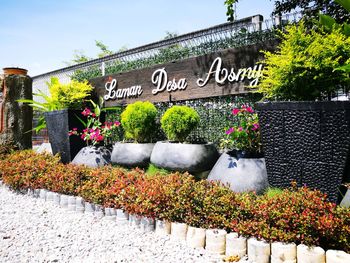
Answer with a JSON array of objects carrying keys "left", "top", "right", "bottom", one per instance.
[
  {"left": 116, "top": 209, "right": 129, "bottom": 225},
  {"left": 247, "top": 238, "right": 271, "bottom": 263},
  {"left": 271, "top": 242, "right": 296, "bottom": 263},
  {"left": 46, "top": 191, "right": 54, "bottom": 202},
  {"left": 111, "top": 142, "right": 155, "bottom": 168},
  {"left": 72, "top": 146, "right": 111, "bottom": 168},
  {"left": 129, "top": 214, "right": 141, "bottom": 228},
  {"left": 155, "top": 220, "right": 171, "bottom": 235},
  {"left": 67, "top": 196, "right": 77, "bottom": 211},
  {"left": 297, "top": 244, "right": 325, "bottom": 263},
  {"left": 84, "top": 202, "right": 95, "bottom": 213},
  {"left": 34, "top": 189, "right": 40, "bottom": 198},
  {"left": 59, "top": 195, "right": 69, "bottom": 208},
  {"left": 39, "top": 189, "right": 47, "bottom": 200},
  {"left": 340, "top": 189, "right": 350, "bottom": 208},
  {"left": 326, "top": 249, "right": 350, "bottom": 263},
  {"left": 140, "top": 217, "right": 155, "bottom": 232},
  {"left": 226, "top": 232, "right": 247, "bottom": 258},
  {"left": 207, "top": 152, "right": 268, "bottom": 194},
  {"left": 205, "top": 229, "right": 227, "bottom": 255},
  {"left": 94, "top": 204, "right": 104, "bottom": 218},
  {"left": 105, "top": 208, "right": 117, "bottom": 221},
  {"left": 150, "top": 142, "right": 219, "bottom": 173},
  {"left": 186, "top": 226, "right": 206, "bottom": 249},
  {"left": 171, "top": 222, "right": 188, "bottom": 241},
  {"left": 52, "top": 193, "right": 61, "bottom": 206},
  {"left": 75, "top": 197, "right": 85, "bottom": 213}
]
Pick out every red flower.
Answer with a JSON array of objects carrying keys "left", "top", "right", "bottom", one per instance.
[{"left": 232, "top": 108, "right": 240, "bottom": 115}]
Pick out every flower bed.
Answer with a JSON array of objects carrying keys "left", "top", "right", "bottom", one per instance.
[{"left": 0, "top": 150, "right": 349, "bottom": 253}]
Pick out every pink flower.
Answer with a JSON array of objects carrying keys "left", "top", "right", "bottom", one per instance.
[
  {"left": 238, "top": 127, "right": 243, "bottom": 132},
  {"left": 81, "top": 134, "right": 86, "bottom": 139},
  {"left": 81, "top": 108, "right": 91, "bottom": 116},
  {"left": 232, "top": 108, "right": 240, "bottom": 115},
  {"left": 73, "top": 128, "right": 78, "bottom": 131},
  {"left": 114, "top": 121, "right": 120, "bottom": 126},
  {"left": 91, "top": 113, "right": 96, "bottom": 118},
  {"left": 246, "top": 107, "right": 254, "bottom": 113},
  {"left": 252, "top": 123, "right": 260, "bottom": 131},
  {"left": 225, "top": 127, "right": 235, "bottom": 135},
  {"left": 96, "top": 135, "right": 104, "bottom": 142}
]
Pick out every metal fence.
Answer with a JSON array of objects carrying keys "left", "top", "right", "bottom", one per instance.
[{"left": 32, "top": 13, "right": 303, "bottom": 102}]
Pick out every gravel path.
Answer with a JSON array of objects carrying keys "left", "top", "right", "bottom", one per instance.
[{"left": 0, "top": 185, "right": 224, "bottom": 263}]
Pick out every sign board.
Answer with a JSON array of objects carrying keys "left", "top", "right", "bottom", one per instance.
[{"left": 90, "top": 41, "right": 276, "bottom": 106}]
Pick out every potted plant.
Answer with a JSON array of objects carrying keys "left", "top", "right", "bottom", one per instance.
[
  {"left": 207, "top": 104, "right": 268, "bottom": 194},
  {"left": 111, "top": 101, "right": 157, "bottom": 168},
  {"left": 150, "top": 105, "right": 219, "bottom": 175},
  {"left": 69, "top": 100, "right": 120, "bottom": 167},
  {"left": 19, "top": 77, "right": 93, "bottom": 163},
  {"left": 255, "top": 18, "right": 350, "bottom": 202}
]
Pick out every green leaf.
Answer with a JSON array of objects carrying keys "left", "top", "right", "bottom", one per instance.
[
  {"left": 319, "top": 14, "right": 337, "bottom": 30},
  {"left": 74, "top": 113, "right": 87, "bottom": 127},
  {"left": 344, "top": 23, "right": 350, "bottom": 36},
  {"left": 334, "top": 63, "right": 350, "bottom": 73},
  {"left": 335, "top": 0, "right": 350, "bottom": 12}
]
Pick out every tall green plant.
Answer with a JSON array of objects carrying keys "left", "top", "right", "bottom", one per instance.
[{"left": 18, "top": 77, "right": 93, "bottom": 132}]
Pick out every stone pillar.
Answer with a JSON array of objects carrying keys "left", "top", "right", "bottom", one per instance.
[{"left": 0, "top": 68, "right": 33, "bottom": 149}]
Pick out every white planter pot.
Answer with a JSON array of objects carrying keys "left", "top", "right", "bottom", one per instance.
[
  {"left": 297, "top": 244, "right": 325, "bottom": 263},
  {"left": 155, "top": 220, "right": 171, "bottom": 235},
  {"left": 271, "top": 242, "right": 296, "bottom": 263},
  {"left": 52, "top": 193, "right": 61, "bottom": 206},
  {"left": 94, "top": 205, "right": 104, "bottom": 218},
  {"left": 104, "top": 208, "right": 117, "bottom": 221},
  {"left": 205, "top": 229, "right": 227, "bottom": 255},
  {"left": 84, "top": 202, "right": 95, "bottom": 213},
  {"left": 326, "top": 249, "right": 350, "bottom": 263},
  {"left": 59, "top": 194, "right": 69, "bottom": 208},
  {"left": 75, "top": 197, "right": 85, "bottom": 213},
  {"left": 129, "top": 214, "right": 141, "bottom": 228},
  {"left": 226, "top": 232, "right": 247, "bottom": 258},
  {"left": 140, "top": 217, "right": 155, "bottom": 232},
  {"left": 67, "top": 196, "right": 77, "bottom": 211},
  {"left": 186, "top": 226, "right": 206, "bottom": 249},
  {"left": 39, "top": 189, "right": 47, "bottom": 200},
  {"left": 72, "top": 146, "right": 111, "bottom": 168},
  {"left": 116, "top": 209, "right": 129, "bottom": 225},
  {"left": 247, "top": 238, "right": 270, "bottom": 263},
  {"left": 171, "top": 222, "right": 188, "bottom": 241}
]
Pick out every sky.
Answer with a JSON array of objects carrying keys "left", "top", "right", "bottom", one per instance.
[{"left": 0, "top": 0, "right": 275, "bottom": 77}]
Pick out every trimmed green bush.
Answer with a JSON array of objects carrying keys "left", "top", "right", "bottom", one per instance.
[
  {"left": 120, "top": 101, "right": 158, "bottom": 143},
  {"left": 161, "top": 105, "right": 200, "bottom": 142}
]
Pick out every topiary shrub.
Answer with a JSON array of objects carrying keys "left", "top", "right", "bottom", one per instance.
[
  {"left": 120, "top": 101, "right": 157, "bottom": 143},
  {"left": 161, "top": 105, "right": 200, "bottom": 142}
]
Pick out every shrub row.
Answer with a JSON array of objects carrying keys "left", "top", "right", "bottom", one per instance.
[{"left": 0, "top": 150, "right": 349, "bottom": 252}]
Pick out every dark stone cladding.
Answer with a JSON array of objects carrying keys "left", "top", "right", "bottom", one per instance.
[{"left": 256, "top": 101, "right": 350, "bottom": 203}]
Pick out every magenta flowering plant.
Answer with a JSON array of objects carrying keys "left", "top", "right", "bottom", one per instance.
[
  {"left": 220, "top": 105, "right": 262, "bottom": 155},
  {"left": 69, "top": 100, "right": 120, "bottom": 146}
]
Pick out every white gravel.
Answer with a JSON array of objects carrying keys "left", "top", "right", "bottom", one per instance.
[{"left": 0, "top": 185, "right": 225, "bottom": 263}]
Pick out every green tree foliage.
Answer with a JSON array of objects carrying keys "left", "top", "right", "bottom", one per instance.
[
  {"left": 257, "top": 22, "right": 350, "bottom": 101},
  {"left": 120, "top": 101, "right": 158, "bottom": 143},
  {"left": 161, "top": 106, "right": 200, "bottom": 142},
  {"left": 273, "top": 0, "right": 350, "bottom": 24},
  {"left": 224, "top": 0, "right": 239, "bottom": 22}
]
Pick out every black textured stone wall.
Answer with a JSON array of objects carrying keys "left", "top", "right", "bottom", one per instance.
[{"left": 256, "top": 101, "right": 350, "bottom": 203}]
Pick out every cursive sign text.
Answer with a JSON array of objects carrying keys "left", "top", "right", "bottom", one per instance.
[{"left": 104, "top": 79, "right": 143, "bottom": 100}]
